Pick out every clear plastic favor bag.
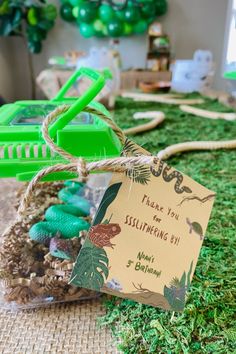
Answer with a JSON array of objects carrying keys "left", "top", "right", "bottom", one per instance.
[{"left": 0, "top": 174, "right": 111, "bottom": 310}]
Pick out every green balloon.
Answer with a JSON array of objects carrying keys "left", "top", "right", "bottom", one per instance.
[
  {"left": 60, "top": 3, "right": 74, "bottom": 22},
  {"left": 102, "top": 25, "right": 108, "bottom": 36},
  {"left": 93, "top": 19, "right": 104, "bottom": 32},
  {"left": 107, "top": 19, "right": 123, "bottom": 37},
  {"left": 79, "top": 22, "right": 95, "bottom": 38},
  {"left": 134, "top": 20, "right": 148, "bottom": 34},
  {"left": 124, "top": 6, "right": 140, "bottom": 23},
  {"left": 124, "top": 23, "right": 133, "bottom": 36},
  {"left": 72, "top": 6, "right": 79, "bottom": 18},
  {"left": 42, "top": 4, "right": 57, "bottom": 21},
  {"left": 156, "top": 0, "right": 168, "bottom": 16},
  {"left": 99, "top": 4, "right": 115, "bottom": 23},
  {"left": 141, "top": 3, "right": 156, "bottom": 18},
  {"left": 78, "top": 3, "right": 97, "bottom": 23},
  {"left": 116, "top": 10, "right": 126, "bottom": 21},
  {"left": 147, "top": 16, "right": 156, "bottom": 24},
  {"left": 69, "top": 0, "right": 83, "bottom": 6},
  {"left": 95, "top": 30, "right": 105, "bottom": 38},
  {"left": 60, "top": 0, "right": 165, "bottom": 38}
]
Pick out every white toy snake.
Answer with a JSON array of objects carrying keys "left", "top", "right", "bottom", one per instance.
[{"left": 124, "top": 108, "right": 236, "bottom": 160}]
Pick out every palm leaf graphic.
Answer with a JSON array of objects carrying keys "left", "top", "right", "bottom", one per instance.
[
  {"left": 126, "top": 164, "right": 151, "bottom": 185},
  {"left": 70, "top": 245, "right": 109, "bottom": 291},
  {"left": 121, "top": 139, "right": 142, "bottom": 157},
  {"left": 170, "top": 277, "right": 181, "bottom": 288},
  {"left": 93, "top": 182, "right": 122, "bottom": 226}
]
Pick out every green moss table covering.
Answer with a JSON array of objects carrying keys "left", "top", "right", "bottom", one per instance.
[{"left": 99, "top": 96, "right": 236, "bottom": 353}]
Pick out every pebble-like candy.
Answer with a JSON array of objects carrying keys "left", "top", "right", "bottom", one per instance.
[{"left": 49, "top": 237, "right": 73, "bottom": 260}]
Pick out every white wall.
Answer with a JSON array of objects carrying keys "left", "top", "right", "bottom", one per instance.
[
  {"left": 222, "top": 0, "right": 236, "bottom": 71},
  {"left": 0, "top": 0, "right": 229, "bottom": 101},
  {"left": 162, "top": 0, "right": 229, "bottom": 90},
  {"left": 0, "top": 38, "right": 14, "bottom": 101}
]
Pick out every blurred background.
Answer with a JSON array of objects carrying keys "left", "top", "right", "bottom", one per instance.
[{"left": 0, "top": 0, "right": 235, "bottom": 101}]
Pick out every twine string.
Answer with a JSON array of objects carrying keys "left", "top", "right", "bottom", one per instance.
[
  {"left": 77, "top": 158, "right": 88, "bottom": 182},
  {"left": 17, "top": 105, "right": 155, "bottom": 218},
  {"left": 42, "top": 105, "right": 126, "bottom": 162},
  {"left": 12, "top": 99, "right": 236, "bottom": 223},
  {"left": 17, "top": 156, "right": 154, "bottom": 218}
]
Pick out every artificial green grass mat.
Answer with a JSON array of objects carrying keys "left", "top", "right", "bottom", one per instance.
[{"left": 99, "top": 95, "right": 236, "bottom": 353}]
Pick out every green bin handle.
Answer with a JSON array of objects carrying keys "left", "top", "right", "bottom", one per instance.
[{"left": 49, "top": 67, "right": 112, "bottom": 139}]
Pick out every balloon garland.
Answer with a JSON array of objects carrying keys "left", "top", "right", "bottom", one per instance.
[
  {"left": 60, "top": 0, "right": 168, "bottom": 38},
  {"left": 0, "top": 0, "right": 57, "bottom": 53}
]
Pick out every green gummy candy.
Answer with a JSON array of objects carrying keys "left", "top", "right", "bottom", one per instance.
[
  {"left": 58, "top": 189, "right": 91, "bottom": 215},
  {"left": 29, "top": 222, "right": 55, "bottom": 244},
  {"left": 68, "top": 197, "right": 91, "bottom": 215},
  {"left": 29, "top": 180, "right": 92, "bottom": 245},
  {"left": 45, "top": 219, "right": 90, "bottom": 239},
  {"left": 45, "top": 204, "right": 85, "bottom": 220},
  {"left": 30, "top": 218, "right": 90, "bottom": 242},
  {"left": 63, "top": 181, "right": 85, "bottom": 188},
  {"left": 30, "top": 216, "right": 90, "bottom": 242}
]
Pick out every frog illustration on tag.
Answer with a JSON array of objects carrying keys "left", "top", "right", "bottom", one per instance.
[{"left": 88, "top": 223, "right": 121, "bottom": 248}]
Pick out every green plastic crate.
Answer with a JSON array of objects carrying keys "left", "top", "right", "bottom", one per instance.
[{"left": 0, "top": 68, "right": 122, "bottom": 181}]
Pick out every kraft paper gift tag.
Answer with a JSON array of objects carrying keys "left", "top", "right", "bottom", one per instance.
[{"left": 70, "top": 142, "right": 215, "bottom": 311}]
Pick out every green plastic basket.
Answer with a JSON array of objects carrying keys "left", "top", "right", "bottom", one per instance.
[
  {"left": 0, "top": 68, "right": 122, "bottom": 181},
  {"left": 224, "top": 71, "right": 236, "bottom": 80}
]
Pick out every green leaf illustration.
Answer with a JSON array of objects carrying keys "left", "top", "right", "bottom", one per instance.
[
  {"left": 70, "top": 245, "right": 109, "bottom": 291},
  {"left": 93, "top": 182, "right": 122, "bottom": 226},
  {"left": 163, "top": 261, "right": 194, "bottom": 311},
  {"left": 180, "top": 271, "right": 186, "bottom": 288},
  {"left": 187, "top": 261, "right": 193, "bottom": 290},
  {"left": 163, "top": 285, "right": 185, "bottom": 312},
  {"left": 122, "top": 139, "right": 141, "bottom": 157},
  {"left": 126, "top": 164, "right": 151, "bottom": 185},
  {"left": 169, "top": 277, "right": 181, "bottom": 288}
]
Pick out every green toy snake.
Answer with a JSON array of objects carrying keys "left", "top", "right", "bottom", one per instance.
[{"left": 29, "top": 181, "right": 91, "bottom": 259}]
